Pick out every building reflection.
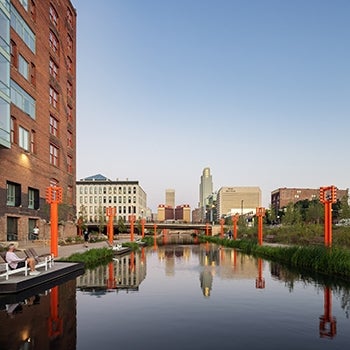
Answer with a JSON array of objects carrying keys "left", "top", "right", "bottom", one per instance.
[
  {"left": 0, "top": 279, "right": 77, "bottom": 350},
  {"left": 76, "top": 250, "right": 146, "bottom": 293}
]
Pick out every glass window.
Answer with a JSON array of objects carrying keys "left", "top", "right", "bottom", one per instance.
[
  {"left": 67, "top": 81, "right": 72, "bottom": 97},
  {"left": 49, "top": 115, "right": 58, "bottom": 136},
  {"left": 49, "top": 58, "right": 58, "bottom": 79},
  {"left": 67, "top": 34, "right": 72, "bottom": 51},
  {"left": 49, "top": 30, "right": 58, "bottom": 53},
  {"left": 0, "top": 51, "right": 10, "bottom": 96},
  {"left": 18, "top": 54, "right": 28, "bottom": 79},
  {"left": 28, "top": 187, "right": 39, "bottom": 209},
  {"left": 49, "top": 86, "right": 58, "bottom": 108},
  {"left": 67, "top": 7, "right": 73, "bottom": 26},
  {"left": 49, "top": 143, "right": 59, "bottom": 166},
  {"left": 19, "top": 125, "right": 29, "bottom": 151},
  {"left": 49, "top": 5, "right": 58, "bottom": 27},
  {"left": 67, "top": 155, "right": 72, "bottom": 173},
  {"left": 19, "top": 0, "right": 28, "bottom": 11},
  {"left": 10, "top": 79, "right": 36, "bottom": 119},
  {"left": 10, "top": 5, "right": 35, "bottom": 53},
  {"left": 67, "top": 105, "right": 73, "bottom": 122},
  {"left": 30, "top": 129, "right": 35, "bottom": 153},
  {"left": 10, "top": 116, "right": 16, "bottom": 144},
  {"left": 67, "top": 56, "right": 72, "bottom": 73},
  {"left": 7, "top": 181, "right": 21, "bottom": 206},
  {"left": 67, "top": 130, "right": 72, "bottom": 147}
]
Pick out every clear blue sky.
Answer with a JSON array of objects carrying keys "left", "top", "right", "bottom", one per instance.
[{"left": 73, "top": 0, "right": 350, "bottom": 212}]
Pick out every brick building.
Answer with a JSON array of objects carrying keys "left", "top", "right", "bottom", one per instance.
[
  {"left": 271, "top": 187, "right": 349, "bottom": 213},
  {"left": 157, "top": 205, "right": 174, "bottom": 222},
  {"left": 0, "top": 0, "right": 77, "bottom": 241},
  {"left": 175, "top": 204, "right": 191, "bottom": 223}
]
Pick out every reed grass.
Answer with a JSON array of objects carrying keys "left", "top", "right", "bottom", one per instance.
[{"left": 200, "top": 236, "right": 350, "bottom": 280}]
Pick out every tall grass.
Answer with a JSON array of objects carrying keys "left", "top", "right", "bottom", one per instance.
[{"left": 200, "top": 236, "right": 350, "bottom": 280}]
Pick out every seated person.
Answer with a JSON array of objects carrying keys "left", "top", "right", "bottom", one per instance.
[{"left": 5, "top": 243, "right": 40, "bottom": 276}]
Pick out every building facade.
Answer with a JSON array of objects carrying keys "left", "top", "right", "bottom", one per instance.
[
  {"left": 271, "top": 187, "right": 349, "bottom": 213},
  {"left": 165, "top": 189, "right": 175, "bottom": 208},
  {"left": 216, "top": 186, "right": 262, "bottom": 219},
  {"left": 199, "top": 167, "right": 213, "bottom": 221},
  {"left": 76, "top": 174, "right": 148, "bottom": 223},
  {"left": 157, "top": 204, "right": 174, "bottom": 222},
  {"left": 175, "top": 204, "right": 191, "bottom": 222},
  {"left": 0, "top": 0, "right": 77, "bottom": 241}
]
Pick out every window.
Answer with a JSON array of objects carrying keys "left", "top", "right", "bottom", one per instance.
[
  {"left": 28, "top": 187, "right": 39, "bottom": 209},
  {"left": 67, "top": 81, "right": 72, "bottom": 97},
  {"left": 49, "top": 31, "right": 58, "bottom": 53},
  {"left": 7, "top": 181, "right": 21, "bottom": 207},
  {"left": 19, "top": 126, "right": 29, "bottom": 151},
  {"left": 10, "top": 40, "right": 17, "bottom": 68},
  {"left": 49, "top": 143, "right": 59, "bottom": 166},
  {"left": 10, "top": 117, "right": 16, "bottom": 144},
  {"left": 67, "top": 130, "right": 73, "bottom": 147},
  {"left": 30, "top": 62, "right": 36, "bottom": 85},
  {"left": 67, "top": 56, "right": 72, "bottom": 73},
  {"left": 19, "top": 0, "right": 28, "bottom": 11},
  {"left": 67, "top": 105, "right": 73, "bottom": 122},
  {"left": 67, "top": 155, "right": 72, "bottom": 173},
  {"left": 67, "top": 34, "right": 72, "bottom": 51},
  {"left": 49, "top": 115, "right": 58, "bottom": 136},
  {"left": 30, "top": 130, "right": 35, "bottom": 153},
  {"left": 67, "top": 7, "right": 73, "bottom": 26},
  {"left": 49, "top": 86, "right": 58, "bottom": 108},
  {"left": 10, "top": 5, "right": 35, "bottom": 53},
  {"left": 49, "top": 58, "right": 58, "bottom": 79},
  {"left": 30, "top": 1, "right": 36, "bottom": 22},
  {"left": 10, "top": 80, "right": 36, "bottom": 119},
  {"left": 49, "top": 5, "right": 58, "bottom": 27},
  {"left": 18, "top": 54, "right": 29, "bottom": 79}
]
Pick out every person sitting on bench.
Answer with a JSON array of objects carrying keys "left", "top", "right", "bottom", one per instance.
[{"left": 5, "top": 243, "right": 40, "bottom": 276}]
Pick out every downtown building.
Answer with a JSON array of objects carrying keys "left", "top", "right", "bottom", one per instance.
[
  {"left": 76, "top": 174, "right": 148, "bottom": 223},
  {"left": 0, "top": 0, "right": 77, "bottom": 241},
  {"left": 198, "top": 167, "right": 213, "bottom": 221}
]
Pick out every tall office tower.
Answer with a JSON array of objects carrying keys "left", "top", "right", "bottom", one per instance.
[
  {"left": 165, "top": 189, "right": 175, "bottom": 208},
  {"left": 199, "top": 167, "right": 213, "bottom": 210},
  {"left": 0, "top": 1, "right": 77, "bottom": 241}
]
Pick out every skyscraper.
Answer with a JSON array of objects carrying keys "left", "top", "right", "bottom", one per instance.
[
  {"left": 0, "top": 1, "right": 77, "bottom": 241},
  {"left": 165, "top": 189, "right": 175, "bottom": 208},
  {"left": 199, "top": 167, "right": 213, "bottom": 216}
]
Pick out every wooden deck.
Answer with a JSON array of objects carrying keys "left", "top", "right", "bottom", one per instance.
[{"left": 0, "top": 261, "right": 84, "bottom": 296}]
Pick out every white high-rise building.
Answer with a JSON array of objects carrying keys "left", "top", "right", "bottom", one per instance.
[
  {"left": 199, "top": 167, "right": 213, "bottom": 219},
  {"left": 165, "top": 189, "right": 175, "bottom": 207}
]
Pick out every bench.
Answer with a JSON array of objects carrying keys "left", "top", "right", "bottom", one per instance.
[{"left": 0, "top": 249, "right": 53, "bottom": 280}]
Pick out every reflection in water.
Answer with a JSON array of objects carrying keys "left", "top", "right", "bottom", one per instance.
[
  {"left": 0, "top": 279, "right": 77, "bottom": 350},
  {"left": 76, "top": 249, "right": 146, "bottom": 294},
  {"left": 319, "top": 287, "right": 337, "bottom": 339}
]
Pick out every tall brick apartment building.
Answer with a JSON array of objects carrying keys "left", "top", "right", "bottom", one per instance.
[{"left": 0, "top": 0, "right": 77, "bottom": 241}]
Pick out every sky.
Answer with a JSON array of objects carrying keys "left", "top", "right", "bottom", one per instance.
[{"left": 73, "top": 0, "right": 350, "bottom": 212}]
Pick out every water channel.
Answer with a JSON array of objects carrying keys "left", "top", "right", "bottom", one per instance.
[{"left": 1, "top": 242, "right": 350, "bottom": 349}]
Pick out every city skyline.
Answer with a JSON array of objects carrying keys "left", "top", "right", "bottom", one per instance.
[{"left": 74, "top": 0, "right": 350, "bottom": 212}]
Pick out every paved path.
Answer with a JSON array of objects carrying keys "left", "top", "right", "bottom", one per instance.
[{"left": 8, "top": 234, "right": 136, "bottom": 259}]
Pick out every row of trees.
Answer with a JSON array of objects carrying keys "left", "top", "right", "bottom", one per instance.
[{"left": 266, "top": 196, "right": 350, "bottom": 226}]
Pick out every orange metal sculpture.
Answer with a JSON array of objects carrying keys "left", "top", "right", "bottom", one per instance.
[
  {"left": 256, "top": 207, "right": 265, "bottom": 246},
  {"left": 320, "top": 186, "right": 337, "bottom": 247},
  {"left": 46, "top": 186, "right": 62, "bottom": 257},
  {"left": 106, "top": 207, "right": 116, "bottom": 246}
]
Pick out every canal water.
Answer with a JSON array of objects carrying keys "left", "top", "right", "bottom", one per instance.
[{"left": 1, "top": 243, "right": 350, "bottom": 349}]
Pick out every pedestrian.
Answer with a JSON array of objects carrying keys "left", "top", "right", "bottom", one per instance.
[
  {"left": 83, "top": 229, "right": 89, "bottom": 247},
  {"left": 32, "top": 225, "right": 39, "bottom": 241}
]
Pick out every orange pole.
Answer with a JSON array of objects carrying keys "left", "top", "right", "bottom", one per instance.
[
  {"left": 48, "top": 286, "right": 62, "bottom": 337},
  {"left": 141, "top": 218, "right": 145, "bottom": 238},
  {"left": 51, "top": 201, "right": 58, "bottom": 257},
  {"left": 153, "top": 224, "right": 157, "bottom": 250},
  {"left": 258, "top": 216, "right": 263, "bottom": 245},
  {"left": 130, "top": 251, "right": 135, "bottom": 271},
  {"left": 107, "top": 262, "right": 116, "bottom": 289},
  {"left": 130, "top": 215, "right": 134, "bottom": 242},
  {"left": 255, "top": 258, "right": 265, "bottom": 289},
  {"left": 319, "top": 287, "right": 337, "bottom": 338},
  {"left": 232, "top": 214, "right": 238, "bottom": 240},
  {"left": 220, "top": 219, "right": 224, "bottom": 238}
]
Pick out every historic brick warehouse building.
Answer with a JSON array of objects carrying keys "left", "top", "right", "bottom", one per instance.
[{"left": 0, "top": 0, "right": 77, "bottom": 241}]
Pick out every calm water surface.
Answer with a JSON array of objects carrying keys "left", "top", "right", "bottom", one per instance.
[{"left": 1, "top": 243, "right": 350, "bottom": 350}]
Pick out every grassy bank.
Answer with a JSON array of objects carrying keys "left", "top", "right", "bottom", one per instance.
[
  {"left": 200, "top": 235, "right": 350, "bottom": 281},
  {"left": 62, "top": 247, "right": 114, "bottom": 269}
]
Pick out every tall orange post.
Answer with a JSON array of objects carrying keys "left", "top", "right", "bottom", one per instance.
[
  {"left": 319, "top": 287, "right": 337, "bottom": 338},
  {"left": 46, "top": 186, "right": 62, "bottom": 258},
  {"left": 128, "top": 215, "right": 136, "bottom": 241},
  {"left": 141, "top": 218, "right": 145, "bottom": 238},
  {"left": 153, "top": 223, "right": 157, "bottom": 250},
  {"left": 48, "top": 286, "right": 62, "bottom": 338},
  {"left": 106, "top": 207, "right": 116, "bottom": 246},
  {"left": 320, "top": 186, "right": 337, "bottom": 247},
  {"left": 232, "top": 214, "right": 239, "bottom": 240},
  {"left": 256, "top": 207, "right": 265, "bottom": 246},
  {"left": 220, "top": 218, "right": 225, "bottom": 238},
  {"left": 205, "top": 222, "right": 209, "bottom": 236}
]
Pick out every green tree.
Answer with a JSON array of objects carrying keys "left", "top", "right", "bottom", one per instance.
[
  {"left": 339, "top": 195, "right": 350, "bottom": 219},
  {"left": 117, "top": 216, "right": 126, "bottom": 233},
  {"left": 97, "top": 206, "right": 106, "bottom": 234},
  {"left": 305, "top": 200, "right": 323, "bottom": 224}
]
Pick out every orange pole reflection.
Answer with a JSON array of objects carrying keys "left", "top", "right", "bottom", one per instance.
[
  {"left": 255, "top": 258, "right": 265, "bottom": 289},
  {"left": 107, "top": 262, "right": 116, "bottom": 289},
  {"left": 141, "top": 218, "right": 145, "bottom": 238},
  {"left": 153, "top": 224, "right": 157, "bottom": 250},
  {"left": 48, "top": 286, "right": 62, "bottom": 338},
  {"left": 220, "top": 219, "right": 224, "bottom": 238},
  {"left": 319, "top": 287, "right": 337, "bottom": 338}
]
